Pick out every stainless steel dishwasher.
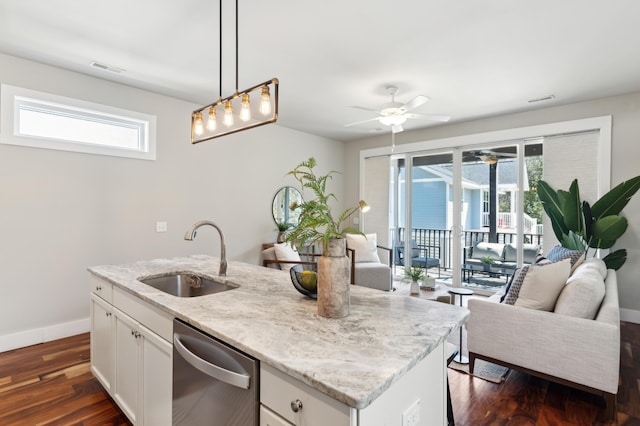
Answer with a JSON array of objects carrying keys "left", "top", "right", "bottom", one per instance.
[{"left": 172, "top": 319, "right": 259, "bottom": 426}]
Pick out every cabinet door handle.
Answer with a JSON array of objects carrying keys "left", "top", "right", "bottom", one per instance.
[
  {"left": 290, "top": 399, "right": 303, "bottom": 412},
  {"left": 105, "top": 312, "right": 112, "bottom": 317},
  {"left": 96, "top": 286, "right": 102, "bottom": 291}
]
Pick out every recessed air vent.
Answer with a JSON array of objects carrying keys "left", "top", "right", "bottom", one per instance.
[
  {"left": 528, "top": 95, "right": 555, "bottom": 103},
  {"left": 89, "top": 61, "right": 125, "bottom": 74}
]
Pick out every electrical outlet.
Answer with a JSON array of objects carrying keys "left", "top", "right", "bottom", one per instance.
[
  {"left": 156, "top": 221, "right": 168, "bottom": 233},
  {"left": 402, "top": 399, "right": 420, "bottom": 426}
]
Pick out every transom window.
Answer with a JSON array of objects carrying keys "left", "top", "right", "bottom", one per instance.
[{"left": 1, "top": 84, "right": 156, "bottom": 160}]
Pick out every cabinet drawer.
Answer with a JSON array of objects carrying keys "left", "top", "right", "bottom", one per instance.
[
  {"left": 113, "top": 287, "right": 173, "bottom": 342},
  {"left": 260, "top": 364, "right": 351, "bottom": 426},
  {"left": 91, "top": 275, "right": 113, "bottom": 303},
  {"left": 260, "top": 405, "right": 293, "bottom": 426}
]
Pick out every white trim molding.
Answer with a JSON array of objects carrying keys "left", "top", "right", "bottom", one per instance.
[{"left": 0, "top": 317, "right": 90, "bottom": 353}]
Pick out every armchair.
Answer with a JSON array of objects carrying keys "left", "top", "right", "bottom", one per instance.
[
  {"left": 396, "top": 240, "right": 441, "bottom": 277},
  {"left": 346, "top": 233, "right": 393, "bottom": 291}
]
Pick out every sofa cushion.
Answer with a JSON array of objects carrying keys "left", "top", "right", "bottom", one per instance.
[
  {"left": 546, "top": 245, "right": 585, "bottom": 272},
  {"left": 503, "top": 243, "right": 541, "bottom": 264},
  {"left": 471, "top": 242, "right": 504, "bottom": 262},
  {"left": 514, "top": 258, "right": 571, "bottom": 311},
  {"left": 346, "top": 233, "right": 381, "bottom": 263},
  {"left": 503, "top": 259, "right": 571, "bottom": 307},
  {"left": 273, "top": 243, "right": 301, "bottom": 272},
  {"left": 554, "top": 258, "right": 607, "bottom": 319}
]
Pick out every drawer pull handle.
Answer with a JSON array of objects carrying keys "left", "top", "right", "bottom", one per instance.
[
  {"left": 96, "top": 286, "right": 102, "bottom": 291},
  {"left": 290, "top": 399, "right": 303, "bottom": 412}
]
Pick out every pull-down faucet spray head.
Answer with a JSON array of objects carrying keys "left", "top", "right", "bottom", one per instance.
[{"left": 184, "top": 220, "right": 228, "bottom": 277}]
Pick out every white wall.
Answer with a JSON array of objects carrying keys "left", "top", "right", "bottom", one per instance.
[
  {"left": 0, "top": 53, "right": 344, "bottom": 351},
  {"left": 345, "top": 92, "right": 640, "bottom": 319}
]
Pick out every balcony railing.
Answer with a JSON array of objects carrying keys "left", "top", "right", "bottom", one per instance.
[
  {"left": 481, "top": 212, "right": 538, "bottom": 234},
  {"left": 396, "top": 227, "right": 544, "bottom": 270}
]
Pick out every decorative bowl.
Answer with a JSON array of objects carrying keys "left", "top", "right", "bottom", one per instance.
[{"left": 289, "top": 264, "right": 318, "bottom": 299}]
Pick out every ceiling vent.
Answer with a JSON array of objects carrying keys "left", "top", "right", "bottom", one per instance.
[{"left": 90, "top": 61, "right": 125, "bottom": 74}]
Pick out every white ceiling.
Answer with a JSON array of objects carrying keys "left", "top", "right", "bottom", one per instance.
[{"left": 1, "top": 0, "right": 640, "bottom": 141}]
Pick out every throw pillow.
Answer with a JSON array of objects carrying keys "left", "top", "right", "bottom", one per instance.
[
  {"left": 546, "top": 245, "right": 585, "bottom": 272},
  {"left": 554, "top": 258, "right": 607, "bottom": 319},
  {"left": 273, "top": 243, "right": 301, "bottom": 272},
  {"left": 346, "top": 233, "right": 381, "bottom": 263},
  {"left": 500, "top": 267, "right": 521, "bottom": 303},
  {"left": 514, "top": 258, "right": 571, "bottom": 311}
]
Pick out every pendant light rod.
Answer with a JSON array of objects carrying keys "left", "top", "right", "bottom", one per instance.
[
  {"left": 219, "top": 0, "right": 222, "bottom": 99},
  {"left": 235, "top": 0, "right": 239, "bottom": 94}
]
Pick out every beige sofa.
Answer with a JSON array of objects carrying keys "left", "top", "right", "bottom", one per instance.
[{"left": 467, "top": 258, "right": 619, "bottom": 421}]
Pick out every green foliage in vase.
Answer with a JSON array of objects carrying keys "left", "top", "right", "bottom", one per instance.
[
  {"left": 404, "top": 265, "right": 425, "bottom": 282},
  {"left": 480, "top": 256, "right": 494, "bottom": 264},
  {"left": 536, "top": 175, "right": 640, "bottom": 270},
  {"left": 276, "top": 221, "right": 291, "bottom": 232},
  {"left": 285, "top": 157, "right": 365, "bottom": 252}
]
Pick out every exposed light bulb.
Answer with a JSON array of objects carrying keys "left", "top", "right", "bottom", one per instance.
[
  {"left": 223, "top": 100, "right": 234, "bottom": 127},
  {"left": 193, "top": 111, "right": 204, "bottom": 135},
  {"left": 206, "top": 106, "right": 217, "bottom": 131},
  {"left": 239, "top": 93, "right": 251, "bottom": 122},
  {"left": 259, "top": 85, "right": 271, "bottom": 116}
]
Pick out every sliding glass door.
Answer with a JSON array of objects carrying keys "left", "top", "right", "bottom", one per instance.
[{"left": 361, "top": 120, "right": 605, "bottom": 293}]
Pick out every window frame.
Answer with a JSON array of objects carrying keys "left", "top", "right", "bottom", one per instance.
[{"left": 1, "top": 84, "right": 156, "bottom": 160}]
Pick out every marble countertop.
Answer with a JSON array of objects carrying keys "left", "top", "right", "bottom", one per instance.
[{"left": 88, "top": 255, "right": 468, "bottom": 409}]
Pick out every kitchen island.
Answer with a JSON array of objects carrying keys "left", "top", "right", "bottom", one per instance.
[{"left": 88, "top": 255, "right": 468, "bottom": 425}]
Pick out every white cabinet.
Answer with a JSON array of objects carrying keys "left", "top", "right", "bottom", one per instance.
[
  {"left": 260, "top": 342, "right": 446, "bottom": 426},
  {"left": 90, "top": 293, "right": 114, "bottom": 393},
  {"left": 113, "top": 308, "right": 142, "bottom": 423},
  {"left": 90, "top": 277, "right": 172, "bottom": 426}
]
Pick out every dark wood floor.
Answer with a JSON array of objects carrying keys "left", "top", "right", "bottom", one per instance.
[{"left": 0, "top": 323, "right": 638, "bottom": 425}]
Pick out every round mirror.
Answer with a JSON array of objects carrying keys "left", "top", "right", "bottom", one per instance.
[{"left": 272, "top": 186, "right": 303, "bottom": 227}]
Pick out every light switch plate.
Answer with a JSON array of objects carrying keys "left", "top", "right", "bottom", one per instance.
[{"left": 156, "top": 221, "right": 167, "bottom": 233}]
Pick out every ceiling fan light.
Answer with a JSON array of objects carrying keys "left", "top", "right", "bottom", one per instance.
[{"left": 378, "top": 115, "right": 407, "bottom": 126}]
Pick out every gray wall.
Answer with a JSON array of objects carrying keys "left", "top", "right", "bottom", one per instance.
[
  {"left": 0, "top": 53, "right": 344, "bottom": 349},
  {"left": 345, "top": 92, "right": 640, "bottom": 318}
]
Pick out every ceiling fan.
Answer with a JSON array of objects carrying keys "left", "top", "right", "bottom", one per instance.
[
  {"left": 464, "top": 149, "right": 517, "bottom": 164},
  {"left": 344, "top": 86, "right": 451, "bottom": 133}
]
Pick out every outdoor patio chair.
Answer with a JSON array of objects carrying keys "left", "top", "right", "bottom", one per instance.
[{"left": 396, "top": 240, "right": 441, "bottom": 277}]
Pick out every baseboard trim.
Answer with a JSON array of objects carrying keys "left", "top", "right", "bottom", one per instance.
[
  {"left": 620, "top": 308, "right": 640, "bottom": 324},
  {"left": 0, "top": 317, "right": 90, "bottom": 353}
]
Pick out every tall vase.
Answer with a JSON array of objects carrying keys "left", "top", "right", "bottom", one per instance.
[{"left": 317, "top": 238, "right": 350, "bottom": 318}]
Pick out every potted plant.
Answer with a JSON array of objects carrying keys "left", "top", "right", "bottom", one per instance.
[
  {"left": 285, "top": 157, "right": 369, "bottom": 318},
  {"left": 285, "top": 157, "right": 366, "bottom": 252},
  {"left": 404, "top": 265, "right": 424, "bottom": 295},
  {"left": 480, "top": 256, "right": 494, "bottom": 271},
  {"left": 537, "top": 176, "right": 640, "bottom": 270},
  {"left": 276, "top": 221, "right": 291, "bottom": 243}
]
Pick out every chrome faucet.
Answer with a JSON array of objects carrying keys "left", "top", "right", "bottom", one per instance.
[{"left": 184, "top": 220, "right": 228, "bottom": 277}]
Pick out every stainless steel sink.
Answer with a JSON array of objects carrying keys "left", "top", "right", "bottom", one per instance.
[{"left": 139, "top": 273, "right": 237, "bottom": 297}]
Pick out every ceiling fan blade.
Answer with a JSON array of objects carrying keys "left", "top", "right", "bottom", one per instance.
[
  {"left": 344, "top": 117, "right": 381, "bottom": 128},
  {"left": 404, "top": 113, "right": 451, "bottom": 122},
  {"left": 481, "top": 149, "right": 517, "bottom": 157},
  {"left": 391, "top": 124, "right": 404, "bottom": 133},
  {"left": 398, "top": 95, "right": 430, "bottom": 113},
  {"left": 349, "top": 105, "right": 380, "bottom": 112}
]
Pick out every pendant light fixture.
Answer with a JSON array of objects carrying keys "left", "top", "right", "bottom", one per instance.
[{"left": 191, "top": 0, "right": 279, "bottom": 144}]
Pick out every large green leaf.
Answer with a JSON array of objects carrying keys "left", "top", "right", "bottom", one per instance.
[
  {"left": 604, "top": 249, "right": 627, "bottom": 271},
  {"left": 561, "top": 231, "right": 586, "bottom": 251},
  {"left": 537, "top": 181, "right": 570, "bottom": 240},
  {"left": 582, "top": 201, "right": 593, "bottom": 243},
  {"left": 562, "top": 179, "right": 582, "bottom": 234},
  {"left": 590, "top": 216, "right": 628, "bottom": 249},
  {"left": 591, "top": 175, "right": 640, "bottom": 219}
]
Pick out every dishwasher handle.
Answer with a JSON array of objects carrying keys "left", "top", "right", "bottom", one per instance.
[{"left": 174, "top": 333, "right": 251, "bottom": 389}]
